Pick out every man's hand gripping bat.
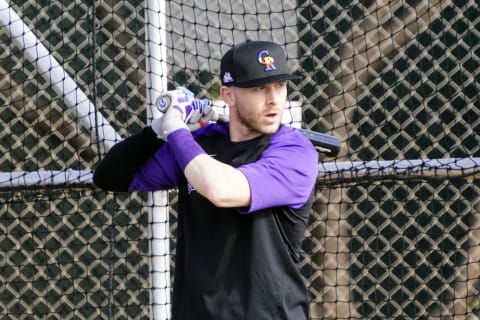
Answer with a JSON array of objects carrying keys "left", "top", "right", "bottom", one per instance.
[{"left": 155, "top": 90, "right": 340, "bottom": 157}]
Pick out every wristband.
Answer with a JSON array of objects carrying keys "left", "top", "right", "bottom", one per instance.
[
  {"left": 151, "top": 117, "right": 187, "bottom": 140},
  {"left": 167, "top": 129, "right": 205, "bottom": 170}
]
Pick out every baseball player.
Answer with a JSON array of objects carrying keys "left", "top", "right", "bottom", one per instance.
[{"left": 93, "top": 40, "right": 318, "bottom": 319}]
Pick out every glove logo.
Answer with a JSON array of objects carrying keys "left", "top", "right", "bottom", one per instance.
[{"left": 257, "top": 50, "right": 277, "bottom": 71}]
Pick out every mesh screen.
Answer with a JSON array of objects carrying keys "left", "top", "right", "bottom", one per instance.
[{"left": 0, "top": 0, "right": 479, "bottom": 319}]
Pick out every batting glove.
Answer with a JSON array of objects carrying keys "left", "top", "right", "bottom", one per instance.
[
  {"left": 186, "top": 99, "right": 216, "bottom": 131},
  {"left": 152, "top": 87, "right": 214, "bottom": 140}
]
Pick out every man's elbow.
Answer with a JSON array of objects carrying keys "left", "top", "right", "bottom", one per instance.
[
  {"left": 201, "top": 184, "right": 250, "bottom": 208},
  {"left": 92, "top": 169, "right": 110, "bottom": 191},
  {"left": 92, "top": 168, "right": 131, "bottom": 192}
]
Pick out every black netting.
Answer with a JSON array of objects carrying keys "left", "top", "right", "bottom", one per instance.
[{"left": 1, "top": 0, "right": 479, "bottom": 319}]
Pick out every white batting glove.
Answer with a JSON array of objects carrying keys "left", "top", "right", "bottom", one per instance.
[
  {"left": 151, "top": 88, "right": 191, "bottom": 140},
  {"left": 152, "top": 88, "right": 217, "bottom": 138},
  {"left": 152, "top": 87, "right": 215, "bottom": 140},
  {"left": 186, "top": 99, "right": 216, "bottom": 131}
]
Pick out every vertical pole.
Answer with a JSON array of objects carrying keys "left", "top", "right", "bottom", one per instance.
[{"left": 145, "top": 0, "right": 170, "bottom": 319}]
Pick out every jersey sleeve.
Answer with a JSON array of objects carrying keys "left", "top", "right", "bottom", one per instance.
[
  {"left": 237, "top": 127, "right": 318, "bottom": 213},
  {"left": 129, "top": 123, "right": 229, "bottom": 192},
  {"left": 128, "top": 142, "right": 182, "bottom": 191}
]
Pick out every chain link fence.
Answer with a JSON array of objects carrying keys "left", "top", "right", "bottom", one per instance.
[{"left": 0, "top": 0, "right": 479, "bottom": 318}]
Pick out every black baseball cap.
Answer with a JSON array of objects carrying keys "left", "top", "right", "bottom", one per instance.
[{"left": 220, "top": 40, "right": 303, "bottom": 88}]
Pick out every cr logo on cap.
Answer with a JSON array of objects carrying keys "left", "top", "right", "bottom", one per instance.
[{"left": 257, "top": 50, "right": 277, "bottom": 71}]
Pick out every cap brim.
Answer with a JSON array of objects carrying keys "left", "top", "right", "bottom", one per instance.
[{"left": 234, "top": 73, "right": 304, "bottom": 88}]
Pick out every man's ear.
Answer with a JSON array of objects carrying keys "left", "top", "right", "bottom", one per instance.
[{"left": 220, "top": 86, "right": 233, "bottom": 106}]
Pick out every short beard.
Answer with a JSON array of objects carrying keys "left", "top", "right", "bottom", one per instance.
[{"left": 236, "top": 107, "right": 280, "bottom": 136}]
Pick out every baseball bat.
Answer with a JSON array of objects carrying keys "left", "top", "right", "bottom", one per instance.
[
  {"left": 156, "top": 93, "right": 341, "bottom": 157},
  {"left": 212, "top": 113, "right": 340, "bottom": 157}
]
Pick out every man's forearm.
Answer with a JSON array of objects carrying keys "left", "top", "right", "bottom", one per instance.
[
  {"left": 166, "top": 129, "right": 251, "bottom": 207},
  {"left": 184, "top": 153, "right": 251, "bottom": 208}
]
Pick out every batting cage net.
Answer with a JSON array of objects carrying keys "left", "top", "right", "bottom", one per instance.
[{"left": 1, "top": 0, "right": 479, "bottom": 319}]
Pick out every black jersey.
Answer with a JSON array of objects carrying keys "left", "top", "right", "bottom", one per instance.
[{"left": 129, "top": 123, "right": 318, "bottom": 319}]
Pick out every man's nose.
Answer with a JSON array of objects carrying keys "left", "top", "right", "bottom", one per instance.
[{"left": 265, "top": 87, "right": 278, "bottom": 105}]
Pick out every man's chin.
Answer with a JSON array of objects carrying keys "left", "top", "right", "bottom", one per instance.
[{"left": 260, "top": 123, "right": 281, "bottom": 135}]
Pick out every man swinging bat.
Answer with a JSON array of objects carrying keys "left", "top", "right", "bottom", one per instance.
[{"left": 94, "top": 40, "right": 320, "bottom": 319}]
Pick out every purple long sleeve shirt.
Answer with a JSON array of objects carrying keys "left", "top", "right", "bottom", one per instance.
[{"left": 129, "top": 123, "right": 318, "bottom": 213}]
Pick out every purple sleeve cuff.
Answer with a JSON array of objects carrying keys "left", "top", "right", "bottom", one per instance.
[{"left": 167, "top": 129, "right": 206, "bottom": 170}]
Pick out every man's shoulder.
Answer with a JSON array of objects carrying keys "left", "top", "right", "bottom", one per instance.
[
  {"left": 192, "top": 122, "right": 229, "bottom": 139},
  {"left": 267, "top": 125, "right": 318, "bottom": 167},
  {"left": 272, "top": 125, "right": 315, "bottom": 148}
]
